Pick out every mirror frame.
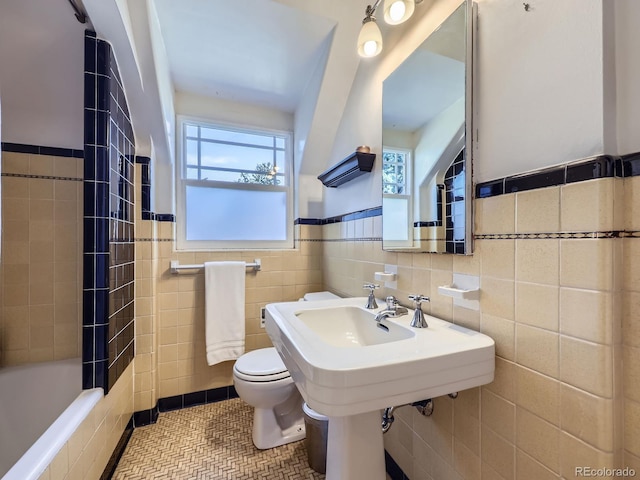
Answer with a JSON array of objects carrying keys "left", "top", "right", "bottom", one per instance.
[{"left": 382, "top": 0, "right": 476, "bottom": 254}]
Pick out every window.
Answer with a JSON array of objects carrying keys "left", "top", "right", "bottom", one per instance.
[
  {"left": 382, "top": 149, "right": 409, "bottom": 195},
  {"left": 176, "top": 118, "right": 293, "bottom": 250},
  {"left": 382, "top": 147, "right": 412, "bottom": 245}
]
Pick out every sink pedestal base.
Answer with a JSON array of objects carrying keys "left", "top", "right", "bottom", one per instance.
[{"left": 326, "top": 411, "right": 385, "bottom": 480}]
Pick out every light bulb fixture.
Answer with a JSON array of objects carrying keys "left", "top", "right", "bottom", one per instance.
[
  {"left": 357, "top": 3, "right": 383, "bottom": 58},
  {"left": 383, "top": 0, "right": 415, "bottom": 25},
  {"left": 357, "top": 0, "right": 424, "bottom": 58}
]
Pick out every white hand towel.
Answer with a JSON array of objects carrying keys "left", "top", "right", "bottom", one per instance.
[{"left": 204, "top": 261, "right": 246, "bottom": 366}]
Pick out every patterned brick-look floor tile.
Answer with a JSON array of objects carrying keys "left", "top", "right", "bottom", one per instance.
[{"left": 113, "top": 398, "right": 324, "bottom": 479}]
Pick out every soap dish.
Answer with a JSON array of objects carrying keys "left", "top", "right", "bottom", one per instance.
[{"left": 437, "top": 285, "right": 480, "bottom": 300}]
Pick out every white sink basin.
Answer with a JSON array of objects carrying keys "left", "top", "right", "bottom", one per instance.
[
  {"left": 265, "top": 296, "right": 495, "bottom": 480},
  {"left": 295, "top": 306, "right": 415, "bottom": 347},
  {"left": 265, "top": 296, "right": 495, "bottom": 417}
]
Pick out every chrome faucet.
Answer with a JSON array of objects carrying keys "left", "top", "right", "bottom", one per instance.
[
  {"left": 408, "top": 294, "right": 430, "bottom": 328},
  {"left": 374, "top": 296, "right": 408, "bottom": 322},
  {"left": 363, "top": 283, "right": 380, "bottom": 309}
]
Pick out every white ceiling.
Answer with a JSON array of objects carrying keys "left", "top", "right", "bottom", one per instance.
[{"left": 152, "top": 0, "right": 337, "bottom": 113}]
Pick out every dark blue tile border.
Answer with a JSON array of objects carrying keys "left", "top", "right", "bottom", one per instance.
[
  {"left": 294, "top": 206, "right": 382, "bottom": 226},
  {"left": 100, "top": 422, "right": 133, "bottom": 480},
  {"left": 475, "top": 154, "right": 637, "bottom": 199},
  {"left": 153, "top": 213, "right": 176, "bottom": 222},
  {"left": 1, "top": 142, "right": 83, "bottom": 158},
  {"left": 385, "top": 451, "right": 410, "bottom": 480},
  {"left": 131, "top": 386, "right": 239, "bottom": 427}
]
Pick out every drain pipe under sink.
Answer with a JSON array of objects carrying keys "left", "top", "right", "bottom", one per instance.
[{"left": 382, "top": 394, "right": 458, "bottom": 433}]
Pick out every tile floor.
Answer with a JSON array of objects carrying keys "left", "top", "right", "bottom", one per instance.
[
  {"left": 113, "top": 398, "right": 323, "bottom": 479},
  {"left": 113, "top": 398, "right": 394, "bottom": 479}
]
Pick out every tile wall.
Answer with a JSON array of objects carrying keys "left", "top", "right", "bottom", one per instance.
[
  {"left": 623, "top": 175, "right": 640, "bottom": 473},
  {"left": 132, "top": 162, "right": 324, "bottom": 410},
  {"left": 323, "top": 173, "right": 630, "bottom": 479},
  {"left": 83, "top": 31, "right": 135, "bottom": 393},
  {"left": 0, "top": 145, "right": 83, "bottom": 366}
]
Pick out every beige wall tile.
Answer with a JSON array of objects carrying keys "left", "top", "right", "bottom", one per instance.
[
  {"left": 625, "top": 177, "right": 640, "bottom": 230},
  {"left": 516, "top": 451, "right": 560, "bottom": 480},
  {"left": 516, "top": 187, "right": 560, "bottom": 233},
  {"left": 516, "top": 407, "right": 560, "bottom": 473},
  {"left": 559, "top": 432, "right": 615, "bottom": 479},
  {"left": 480, "top": 240, "right": 515, "bottom": 280},
  {"left": 515, "top": 325, "right": 559, "bottom": 378},
  {"left": 624, "top": 345, "right": 640, "bottom": 403},
  {"left": 481, "top": 427, "right": 515, "bottom": 480},
  {"left": 484, "top": 358, "right": 516, "bottom": 403},
  {"left": 454, "top": 412, "right": 480, "bottom": 455},
  {"left": 560, "top": 383, "right": 614, "bottom": 452},
  {"left": 453, "top": 440, "right": 481, "bottom": 479},
  {"left": 515, "top": 240, "right": 559, "bottom": 285},
  {"left": 561, "top": 179, "right": 614, "bottom": 232},
  {"left": 2, "top": 151, "right": 30, "bottom": 174},
  {"left": 480, "top": 278, "right": 515, "bottom": 320},
  {"left": 516, "top": 366, "right": 560, "bottom": 426},
  {"left": 626, "top": 399, "right": 640, "bottom": 457},
  {"left": 515, "top": 283, "right": 559, "bottom": 331},
  {"left": 475, "top": 195, "right": 515, "bottom": 234},
  {"left": 481, "top": 314, "right": 515, "bottom": 360},
  {"left": 623, "top": 291, "right": 640, "bottom": 347},
  {"left": 560, "top": 288, "right": 612, "bottom": 344},
  {"left": 560, "top": 239, "right": 613, "bottom": 291},
  {"left": 626, "top": 451, "right": 640, "bottom": 474},
  {"left": 560, "top": 336, "right": 613, "bottom": 398},
  {"left": 481, "top": 389, "right": 515, "bottom": 442}
]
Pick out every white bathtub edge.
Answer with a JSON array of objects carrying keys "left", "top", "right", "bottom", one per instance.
[{"left": 2, "top": 388, "right": 104, "bottom": 480}]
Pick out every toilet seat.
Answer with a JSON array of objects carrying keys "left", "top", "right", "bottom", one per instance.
[{"left": 233, "top": 348, "right": 290, "bottom": 382}]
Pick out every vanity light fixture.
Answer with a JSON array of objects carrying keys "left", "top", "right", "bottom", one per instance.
[
  {"left": 357, "top": 3, "right": 383, "bottom": 58},
  {"left": 358, "top": 0, "right": 423, "bottom": 57}
]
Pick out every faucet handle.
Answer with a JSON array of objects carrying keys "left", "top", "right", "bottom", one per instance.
[
  {"left": 409, "top": 295, "right": 430, "bottom": 328},
  {"left": 363, "top": 284, "right": 380, "bottom": 309},
  {"left": 363, "top": 283, "right": 380, "bottom": 292},
  {"left": 408, "top": 294, "right": 430, "bottom": 308}
]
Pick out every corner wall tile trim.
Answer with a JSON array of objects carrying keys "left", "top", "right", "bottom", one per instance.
[{"left": 83, "top": 30, "right": 136, "bottom": 394}]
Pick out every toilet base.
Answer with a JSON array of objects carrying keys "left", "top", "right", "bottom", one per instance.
[{"left": 252, "top": 407, "right": 306, "bottom": 449}]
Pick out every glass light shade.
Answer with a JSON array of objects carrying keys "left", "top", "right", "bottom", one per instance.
[
  {"left": 357, "top": 20, "right": 383, "bottom": 57},
  {"left": 383, "top": 0, "right": 415, "bottom": 25}
]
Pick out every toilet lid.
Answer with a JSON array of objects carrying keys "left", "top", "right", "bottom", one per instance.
[{"left": 234, "top": 348, "right": 289, "bottom": 380}]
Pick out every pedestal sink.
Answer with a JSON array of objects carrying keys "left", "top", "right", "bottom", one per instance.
[{"left": 265, "top": 297, "right": 495, "bottom": 480}]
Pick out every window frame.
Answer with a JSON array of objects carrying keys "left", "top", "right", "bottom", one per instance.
[{"left": 176, "top": 116, "right": 294, "bottom": 251}]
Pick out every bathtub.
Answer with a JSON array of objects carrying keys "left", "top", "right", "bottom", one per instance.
[{"left": 0, "top": 358, "right": 103, "bottom": 480}]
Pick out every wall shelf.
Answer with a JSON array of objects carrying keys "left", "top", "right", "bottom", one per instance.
[{"left": 317, "top": 151, "right": 376, "bottom": 188}]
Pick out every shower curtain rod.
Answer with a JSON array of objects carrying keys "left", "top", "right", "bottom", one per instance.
[{"left": 67, "top": 0, "right": 87, "bottom": 24}]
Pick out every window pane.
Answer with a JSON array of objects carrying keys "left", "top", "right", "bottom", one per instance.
[
  {"left": 383, "top": 197, "right": 410, "bottom": 241},
  {"left": 186, "top": 186, "right": 287, "bottom": 241},
  {"left": 186, "top": 167, "right": 199, "bottom": 179},
  {"left": 185, "top": 124, "right": 198, "bottom": 138},
  {"left": 185, "top": 139, "right": 198, "bottom": 168},
  {"left": 200, "top": 127, "right": 274, "bottom": 147},
  {"left": 200, "top": 141, "right": 274, "bottom": 172},
  {"left": 275, "top": 137, "right": 285, "bottom": 149}
]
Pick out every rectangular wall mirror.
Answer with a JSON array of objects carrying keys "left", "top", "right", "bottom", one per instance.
[{"left": 382, "top": 0, "right": 475, "bottom": 254}]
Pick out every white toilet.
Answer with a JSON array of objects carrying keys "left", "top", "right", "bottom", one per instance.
[{"left": 233, "top": 291, "right": 339, "bottom": 450}]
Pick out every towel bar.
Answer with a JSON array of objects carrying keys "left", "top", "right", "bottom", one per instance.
[{"left": 170, "top": 259, "right": 261, "bottom": 274}]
